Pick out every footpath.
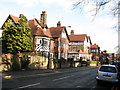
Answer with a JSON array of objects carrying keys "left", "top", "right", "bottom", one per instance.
[{"left": 1, "top": 66, "right": 97, "bottom": 79}]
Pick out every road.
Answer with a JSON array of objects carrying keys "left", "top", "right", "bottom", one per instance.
[{"left": 2, "top": 67, "right": 120, "bottom": 90}]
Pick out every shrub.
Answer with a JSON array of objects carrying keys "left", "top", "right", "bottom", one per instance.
[
  {"left": 11, "top": 54, "right": 21, "bottom": 71},
  {"left": 53, "top": 59, "right": 59, "bottom": 68},
  {"left": 21, "top": 54, "right": 30, "bottom": 69}
]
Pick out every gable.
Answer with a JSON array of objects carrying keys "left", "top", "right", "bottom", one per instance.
[
  {"left": 90, "top": 44, "right": 99, "bottom": 49},
  {"left": 34, "top": 27, "right": 51, "bottom": 37},
  {"left": 49, "top": 26, "right": 70, "bottom": 41},
  {"left": 49, "top": 27, "right": 63, "bottom": 37},
  {"left": 1, "top": 14, "right": 20, "bottom": 29},
  {"left": 10, "top": 14, "right": 20, "bottom": 23},
  {"left": 69, "top": 34, "right": 86, "bottom": 42},
  {"left": 28, "top": 19, "right": 51, "bottom": 37},
  {"left": 61, "top": 31, "right": 67, "bottom": 38}
]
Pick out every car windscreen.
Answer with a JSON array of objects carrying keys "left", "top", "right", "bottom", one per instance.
[{"left": 99, "top": 66, "right": 117, "bottom": 73}]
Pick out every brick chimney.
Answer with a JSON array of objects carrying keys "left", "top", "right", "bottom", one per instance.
[
  {"left": 40, "top": 11, "right": 47, "bottom": 25},
  {"left": 19, "top": 14, "right": 24, "bottom": 18},
  {"left": 57, "top": 21, "right": 61, "bottom": 27},
  {"left": 71, "top": 30, "right": 74, "bottom": 35}
]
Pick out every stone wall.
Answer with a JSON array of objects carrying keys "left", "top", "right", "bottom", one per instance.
[{"left": 29, "top": 55, "right": 49, "bottom": 69}]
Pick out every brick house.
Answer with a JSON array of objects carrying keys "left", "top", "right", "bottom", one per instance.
[
  {"left": 28, "top": 12, "right": 70, "bottom": 60},
  {"left": 49, "top": 21, "right": 70, "bottom": 60},
  {"left": 68, "top": 30, "right": 92, "bottom": 60},
  {"left": 90, "top": 43, "right": 100, "bottom": 60},
  {"left": 28, "top": 11, "right": 51, "bottom": 59},
  {"left": 2, "top": 11, "right": 70, "bottom": 61}
]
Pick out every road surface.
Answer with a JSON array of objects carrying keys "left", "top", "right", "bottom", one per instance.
[{"left": 2, "top": 67, "right": 120, "bottom": 90}]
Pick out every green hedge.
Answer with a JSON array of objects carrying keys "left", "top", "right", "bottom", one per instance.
[{"left": 88, "top": 61, "right": 100, "bottom": 64}]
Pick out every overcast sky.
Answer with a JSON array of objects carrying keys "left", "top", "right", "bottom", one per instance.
[{"left": 0, "top": 0, "right": 118, "bottom": 53}]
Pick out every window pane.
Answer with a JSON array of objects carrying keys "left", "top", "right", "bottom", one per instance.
[{"left": 99, "top": 66, "right": 117, "bottom": 73}]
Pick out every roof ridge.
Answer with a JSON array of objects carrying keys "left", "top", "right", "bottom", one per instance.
[
  {"left": 50, "top": 26, "right": 65, "bottom": 28},
  {"left": 69, "top": 34, "right": 86, "bottom": 35}
]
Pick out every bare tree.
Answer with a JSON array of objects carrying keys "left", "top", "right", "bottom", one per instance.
[
  {"left": 73, "top": 0, "right": 120, "bottom": 55},
  {"left": 73, "top": 0, "right": 119, "bottom": 17}
]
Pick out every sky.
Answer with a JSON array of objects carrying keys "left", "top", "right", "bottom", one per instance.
[{"left": 0, "top": 0, "right": 118, "bottom": 53}]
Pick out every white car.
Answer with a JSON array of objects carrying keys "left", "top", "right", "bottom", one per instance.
[{"left": 96, "top": 64, "right": 120, "bottom": 84}]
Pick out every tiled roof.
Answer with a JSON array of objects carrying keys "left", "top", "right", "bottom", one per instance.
[
  {"left": 1, "top": 14, "right": 23, "bottom": 29},
  {"left": 49, "top": 27, "right": 64, "bottom": 37},
  {"left": 79, "top": 52, "right": 89, "bottom": 54},
  {"left": 28, "top": 19, "right": 51, "bottom": 37},
  {"left": 90, "top": 44, "right": 99, "bottom": 49},
  {"left": 28, "top": 19, "right": 39, "bottom": 32},
  {"left": 69, "top": 34, "right": 87, "bottom": 42},
  {"left": 33, "top": 27, "right": 51, "bottom": 37},
  {"left": 93, "top": 56, "right": 99, "bottom": 59},
  {"left": 9, "top": 14, "right": 20, "bottom": 23}
]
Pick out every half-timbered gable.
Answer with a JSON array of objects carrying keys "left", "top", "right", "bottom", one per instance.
[{"left": 28, "top": 18, "right": 51, "bottom": 54}]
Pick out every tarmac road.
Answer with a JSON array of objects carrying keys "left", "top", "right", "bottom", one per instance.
[{"left": 2, "top": 67, "right": 120, "bottom": 90}]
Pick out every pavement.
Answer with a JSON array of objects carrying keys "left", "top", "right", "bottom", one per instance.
[{"left": 1, "top": 66, "right": 97, "bottom": 79}]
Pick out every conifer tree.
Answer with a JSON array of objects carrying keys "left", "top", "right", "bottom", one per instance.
[
  {"left": 16, "top": 16, "right": 33, "bottom": 53},
  {"left": 2, "top": 16, "right": 33, "bottom": 54}
]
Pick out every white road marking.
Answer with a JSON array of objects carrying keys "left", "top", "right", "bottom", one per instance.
[
  {"left": 53, "top": 75, "right": 74, "bottom": 81},
  {"left": 76, "top": 86, "right": 81, "bottom": 88},
  {"left": 92, "top": 86, "right": 96, "bottom": 88},
  {"left": 10, "top": 83, "right": 40, "bottom": 90}
]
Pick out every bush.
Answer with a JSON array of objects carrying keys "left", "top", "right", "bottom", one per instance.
[
  {"left": 53, "top": 59, "right": 59, "bottom": 68},
  {"left": 21, "top": 54, "right": 30, "bottom": 69},
  {"left": 88, "top": 61, "right": 98, "bottom": 64},
  {"left": 11, "top": 54, "right": 21, "bottom": 71}
]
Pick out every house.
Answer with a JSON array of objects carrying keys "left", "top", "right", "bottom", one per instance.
[
  {"left": 49, "top": 21, "right": 70, "bottom": 60},
  {"left": 90, "top": 43, "right": 100, "bottom": 60},
  {"left": 1, "top": 14, "right": 22, "bottom": 28},
  {"left": 68, "top": 30, "right": 92, "bottom": 61},
  {"left": 28, "top": 12, "right": 70, "bottom": 60},
  {"left": 28, "top": 11, "right": 51, "bottom": 59}
]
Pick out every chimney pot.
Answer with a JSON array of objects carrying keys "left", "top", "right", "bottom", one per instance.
[
  {"left": 40, "top": 11, "right": 47, "bottom": 25},
  {"left": 42, "top": 11, "right": 46, "bottom": 14},
  {"left": 57, "top": 21, "right": 61, "bottom": 27},
  {"left": 71, "top": 30, "right": 74, "bottom": 35},
  {"left": 19, "top": 14, "right": 24, "bottom": 18}
]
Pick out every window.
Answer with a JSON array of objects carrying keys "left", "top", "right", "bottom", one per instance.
[
  {"left": 62, "top": 33, "right": 66, "bottom": 38},
  {"left": 70, "top": 41, "right": 84, "bottom": 45},
  {"left": 44, "top": 41, "right": 48, "bottom": 46},
  {"left": 99, "top": 66, "right": 117, "bottom": 73},
  {"left": 91, "top": 50, "right": 96, "bottom": 52},
  {"left": 54, "top": 42, "right": 58, "bottom": 47},
  {"left": 40, "top": 39, "right": 42, "bottom": 44}
]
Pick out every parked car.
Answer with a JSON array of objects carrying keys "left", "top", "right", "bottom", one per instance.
[
  {"left": 96, "top": 64, "right": 120, "bottom": 84},
  {"left": 81, "top": 61, "right": 88, "bottom": 67},
  {"left": 111, "top": 60, "right": 120, "bottom": 68},
  {"left": 111, "top": 61, "right": 120, "bottom": 73}
]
